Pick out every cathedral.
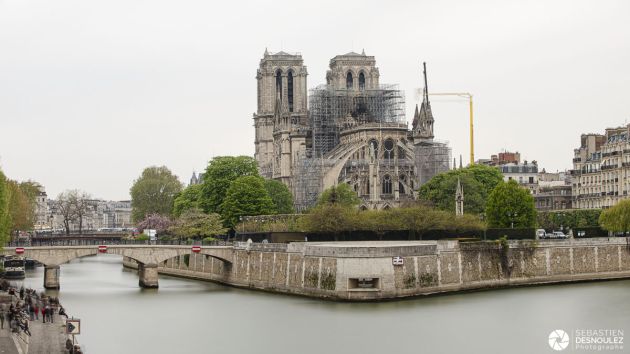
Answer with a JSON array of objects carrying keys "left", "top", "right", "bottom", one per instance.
[{"left": 253, "top": 50, "right": 451, "bottom": 211}]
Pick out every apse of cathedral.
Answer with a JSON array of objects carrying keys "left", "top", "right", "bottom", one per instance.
[{"left": 253, "top": 50, "right": 451, "bottom": 211}]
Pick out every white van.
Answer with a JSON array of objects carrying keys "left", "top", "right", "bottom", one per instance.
[{"left": 536, "top": 229, "right": 547, "bottom": 239}]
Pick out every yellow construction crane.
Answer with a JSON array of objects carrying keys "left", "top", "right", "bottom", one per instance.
[{"left": 428, "top": 92, "right": 474, "bottom": 166}]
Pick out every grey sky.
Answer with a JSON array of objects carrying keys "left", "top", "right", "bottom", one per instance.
[{"left": 1, "top": 0, "right": 628, "bottom": 200}]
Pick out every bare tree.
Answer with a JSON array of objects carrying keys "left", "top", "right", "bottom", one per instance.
[
  {"left": 70, "top": 190, "right": 92, "bottom": 234},
  {"left": 55, "top": 191, "right": 76, "bottom": 235},
  {"left": 55, "top": 190, "right": 92, "bottom": 235}
]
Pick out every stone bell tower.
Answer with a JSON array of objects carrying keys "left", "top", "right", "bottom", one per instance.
[{"left": 253, "top": 49, "right": 308, "bottom": 182}]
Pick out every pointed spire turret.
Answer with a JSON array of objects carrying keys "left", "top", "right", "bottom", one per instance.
[
  {"left": 413, "top": 62, "right": 435, "bottom": 140},
  {"left": 264, "top": 47, "right": 269, "bottom": 56},
  {"left": 412, "top": 104, "right": 420, "bottom": 130}
]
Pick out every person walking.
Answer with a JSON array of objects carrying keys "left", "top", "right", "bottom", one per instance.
[
  {"left": 0, "top": 309, "right": 5, "bottom": 330},
  {"left": 34, "top": 303, "right": 39, "bottom": 320},
  {"left": 41, "top": 306, "right": 46, "bottom": 323}
]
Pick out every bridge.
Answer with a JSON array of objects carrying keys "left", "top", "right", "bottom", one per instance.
[{"left": 1, "top": 245, "right": 233, "bottom": 289}]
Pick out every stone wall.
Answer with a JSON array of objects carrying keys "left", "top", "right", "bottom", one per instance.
[{"left": 123, "top": 238, "right": 630, "bottom": 301}]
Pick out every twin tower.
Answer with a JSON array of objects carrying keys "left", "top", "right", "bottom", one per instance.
[{"left": 253, "top": 49, "right": 450, "bottom": 210}]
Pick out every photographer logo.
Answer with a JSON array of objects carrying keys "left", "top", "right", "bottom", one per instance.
[{"left": 549, "top": 329, "right": 570, "bottom": 351}]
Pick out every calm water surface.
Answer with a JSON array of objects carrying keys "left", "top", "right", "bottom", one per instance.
[{"left": 14, "top": 254, "right": 630, "bottom": 354}]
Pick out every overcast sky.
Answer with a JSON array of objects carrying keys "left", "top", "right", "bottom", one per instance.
[{"left": 1, "top": 0, "right": 629, "bottom": 200}]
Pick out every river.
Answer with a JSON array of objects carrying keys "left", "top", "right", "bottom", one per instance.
[{"left": 13, "top": 254, "right": 630, "bottom": 354}]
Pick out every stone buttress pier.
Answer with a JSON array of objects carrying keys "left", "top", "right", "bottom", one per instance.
[
  {"left": 44, "top": 265, "right": 61, "bottom": 289},
  {"left": 137, "top": 263, "right": 159, "bottom": 288}
]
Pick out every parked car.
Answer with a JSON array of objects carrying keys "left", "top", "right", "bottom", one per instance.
[
  {"left": 536, "top": 229, "right": 547, "bottom": 239},
  {"left": 551, "top": 231, "right": 567, "bottom": 239}
]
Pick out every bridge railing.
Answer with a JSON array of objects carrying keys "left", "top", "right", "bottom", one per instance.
[{"left": 4, "top": 239, "right": 235, "bottom": 247}]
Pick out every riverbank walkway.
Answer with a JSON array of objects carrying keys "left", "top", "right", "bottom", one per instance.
[
  {"left": 27, "top": 312, "right": 67, "bottom": 354},
  {"left": 0, "top": 288, "right": 71, "bottom": 354},
  {"left": 0, "top": 326, "right": 19, "bottom": 354}
]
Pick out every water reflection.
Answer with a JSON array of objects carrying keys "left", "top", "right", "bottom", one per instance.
[{"left": 15, "top": 254, "right": 630, "bottom": 354}]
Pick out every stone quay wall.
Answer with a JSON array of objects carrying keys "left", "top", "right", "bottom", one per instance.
[{"left": 123, "top": 238, "right": 630, "bottom": 301}]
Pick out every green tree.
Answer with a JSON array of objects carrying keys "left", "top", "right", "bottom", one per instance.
[
  {"left": 220, "top": 176, "right": 275, "bottom": 227},
  {"left": 0, "top": 170, "right": 10, "bottom": 246},
  {"left": 599, "top": 200, "right": 630, "bottom": 235},
  {"left": 169, "top": 208, "right": 227, "bottom": 239},
  {"left": 485, "top": 179, "right": 536, "bottom": 228},
  {"left": 130, "top": 166, "right": 183, "bottom": 222},
  {"left": 537, "top": 209, "right": 602, "bottom": 230},
  {"left": 200, "top": 156, "right": 258, "bottom": 214},
  {"left": 419, "top": 164, "right": 503, "bottom": 214},
  {"left": 5, "top": 180, "right": 36, "bottom": 232},
  {"left": 316, "top": 184, "right": 361, "bottom": 207},
  {"left": 264, "top": 179, "right": 294, "bottom": 214},
  {"left": 173, "top": 184, "right": 202, "bottom": 217},
  {"left": 300, "top": 203, "right": 358, "bottom": 233}
]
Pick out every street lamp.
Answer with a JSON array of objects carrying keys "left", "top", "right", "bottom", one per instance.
[{"left": 507, "top": 211, "right": 518, "bottom": 229}]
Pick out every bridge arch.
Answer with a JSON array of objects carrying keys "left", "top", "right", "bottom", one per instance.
[{"left": 0, "top": 246, "right": 233, "bottom": 289}]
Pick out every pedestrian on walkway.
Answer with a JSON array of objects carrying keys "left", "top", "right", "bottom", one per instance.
[
  {"left": 0, "top": 309, "right": 5, "bottom": 329},
  {"left": 34, "top": 303, "right": 39, "bottom": 320},
  {"left": 41, "top": 306, "right": 46, "bottom": 323}
]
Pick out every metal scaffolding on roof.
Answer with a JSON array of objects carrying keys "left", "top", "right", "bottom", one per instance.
[{"left": 308, "top": 84, "right": 406, "bottom": 157}]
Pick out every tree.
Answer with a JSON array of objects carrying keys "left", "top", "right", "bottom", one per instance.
[
  {"left": 220, "top": 176, "right": 276, "bottom": 228},
  {"left": 485, "top": 180, "right": 537, "bottom": 228},
  {"left": 70, "top": 190, "right": 92, "bottom": 234},
  {"left": 0, "top": 170, "right": 10, "bottom": 246},
  {"left": 264, "top": 179, "right": 294, "bottom": 214},
  {"left": 173, "top": 184, "right": 202, "bottom": 217},
  {"left": 199, "top": 156, "right": 258, "bottom": 214},
  {"left": 419, "top": 164, "right": 503, "bottom": 214},
  {"left": 130, "top": 166, "right": 183, "bottom": 222},
  {"left": 169, "top": 208, "right": 227, "bottom": 239},
  {"left": 55, "top": 191, "right": 77, "bottom": 235},
  {"left": 599, "top": 200, "right": 630, "bottom": 235},
  {"left": 316, "top": 184, "right": 361, "bottom": 207},
  {"left": 136, "top": 213, "right": 173, "bottom": 234},
  {"left": 538, "top": 209, "right": 602, "bottom": 231},
  {"left": 5, "top": 180, "right": 36, "bottom": 233},
  {"left": 300, "top": 204, "right": 358, "bottom": 234}
]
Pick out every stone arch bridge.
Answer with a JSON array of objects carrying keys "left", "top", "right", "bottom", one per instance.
[{"left": 1, "top": 245, "right": 233, "bottom": 289}]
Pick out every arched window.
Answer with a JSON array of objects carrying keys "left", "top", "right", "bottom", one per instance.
[
  {"left": 399, "top": 175, "right": 406, "bottom": 194},
  {"left": 359, "top": 72, "right": 365, "bottom": 91},
  {"left": 384, "top": 138, "right": 394, "bottom": 160},
  {"left": 287, "top": 70, "right": 294, "bottom": 112},
  {"left": 346, "top": 72, "right": 353, "bottom": 90},
  {"left": 382, "top": 175, "right": 392, "bottom": 194},
  {"left": 275, "top": 69, "right": 283, "bottom": 96}
]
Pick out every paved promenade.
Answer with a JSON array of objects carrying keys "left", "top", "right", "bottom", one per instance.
[
  {"left": 0, "top": 289, "right": 70, "bottom": 354},
  {"left": 0, "top": 326, "right": 19, "bottom": 354}
]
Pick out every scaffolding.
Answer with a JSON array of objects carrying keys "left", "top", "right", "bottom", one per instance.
[
  {"left": 415, "top": 140, "right": 452, "bottom": 186},
  {"left": 292, "top": 149, "right": 324, "bottom": 212},
  {"left": 308, "top": 84, "right": 406, "bottom": 157}
]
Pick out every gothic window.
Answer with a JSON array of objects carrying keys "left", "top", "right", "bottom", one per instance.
[
  {"left": 382, "top": 175, "right": 392, "bottom": 194},
  {"left": 399, "top": 174, "right": 406, "bottom": 194},
  {"left": 275, "top": 69, "right": 282, "bottom": 96},
  {"left": 287, "top": 70, "right": 294, "bottom": 112},
  {"left": 359, "top": 72, "right": 365, "bottom": 91},
  {"left": 346, "top": 72, "right": 353, "bottom": 90},
  {"left": 368, "top": 139, "right": 378, "bottom": 159},
  {"left": 384, "top": 138, "right": 394, "bottom": 160}
]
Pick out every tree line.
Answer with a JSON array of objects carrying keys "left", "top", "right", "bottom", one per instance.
[
  {"left": 0, "top": 169, "right": 41, "bottom": 245},
  {"left": 129, "top": 156, "right": 293, "bottom": 240}
]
